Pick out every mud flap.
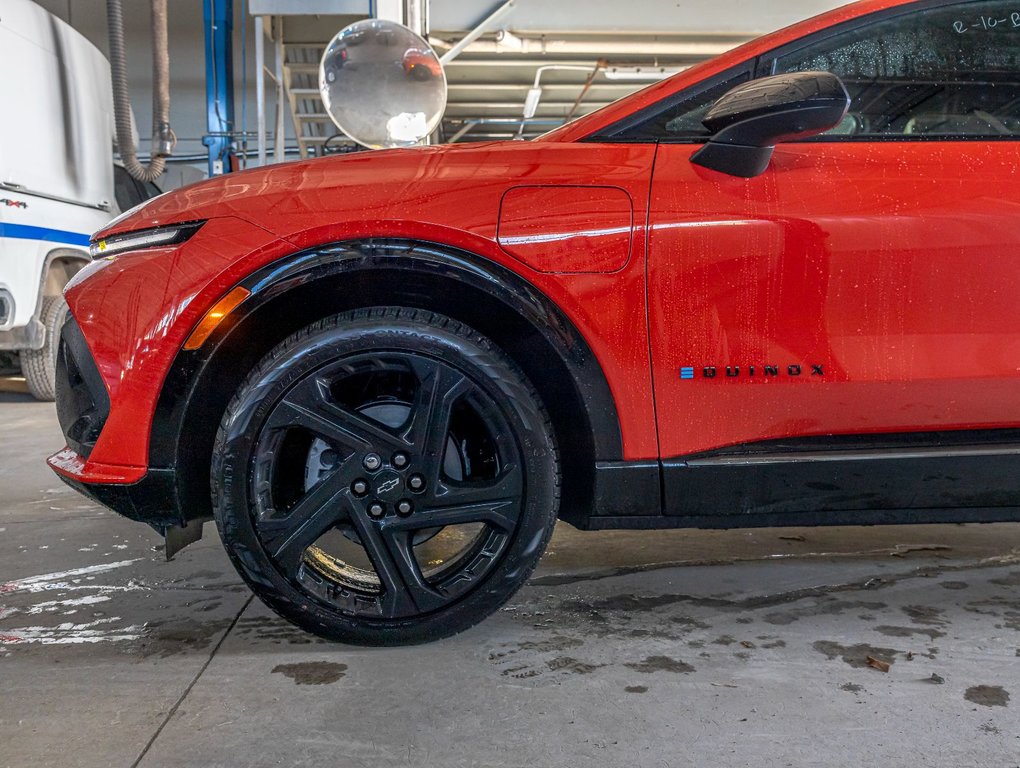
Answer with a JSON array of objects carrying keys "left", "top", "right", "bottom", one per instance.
[{"left": 165, "top": 520, "right": 204, "bottom": 560}]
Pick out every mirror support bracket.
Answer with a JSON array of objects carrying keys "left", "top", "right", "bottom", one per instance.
[{"left": 691, "top": 142, "right": 775, "bottom": 178}]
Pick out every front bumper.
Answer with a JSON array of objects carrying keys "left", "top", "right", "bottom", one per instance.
[
  {"left": 49, "top": 318, "right": 182, "bottom": 529},
  {"left": 49, "top": 454, "right": 204, "bottom": 557},
  {"left": 46, "top": 216, "right": 288, "bottom": 532},
  {"left": 54, "top": 314, "right": 110, "bottom": 458},
  {"left": 50, "top": 461, "right": 180, "bottom": 529}
]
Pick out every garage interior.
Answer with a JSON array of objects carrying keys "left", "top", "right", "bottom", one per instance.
[{"left": 3, "top": 1, "right": 1020, "bottom": 766}]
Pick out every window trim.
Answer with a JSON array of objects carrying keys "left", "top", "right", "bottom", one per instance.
[
  {"left": 587, "top": 0, "right": 1015, "bottom": 144},
  {"left": 583, "top": 62, "right": 756, "bottom": 143}
]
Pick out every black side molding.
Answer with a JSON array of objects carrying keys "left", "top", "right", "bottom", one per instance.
[
  {"left": 591, "top": 461, "right": 661, "bottom": 518},
  {"left": 589, "top": 430, "right": 1020, "bottom": 529},
  {"left": 586, "top": 507, "right": 1020, "bottom": 531},
  {"left": 664, "top": 444, "right": 1020, "bottom": 523}
]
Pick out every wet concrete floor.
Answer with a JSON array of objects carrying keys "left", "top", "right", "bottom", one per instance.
[{"left": 2, "top": 383, "right": 1019, "bottom": 767}]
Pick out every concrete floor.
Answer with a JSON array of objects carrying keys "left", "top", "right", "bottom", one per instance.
[{"left": 2, "top": 380, "right": 1019, "bottom": 768}]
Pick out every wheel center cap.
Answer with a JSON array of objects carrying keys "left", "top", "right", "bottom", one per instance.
[{"left": 373, "top": 470, "right": 403, "bottom": 501}]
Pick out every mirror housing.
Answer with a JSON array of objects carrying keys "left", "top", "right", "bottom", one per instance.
[{"left": 691, "top": 71, "right": 850, "bottom": 178}]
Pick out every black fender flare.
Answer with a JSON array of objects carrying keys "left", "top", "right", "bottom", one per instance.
[{"left": 148, "top": 239, "right": 625, "bottom": 524}]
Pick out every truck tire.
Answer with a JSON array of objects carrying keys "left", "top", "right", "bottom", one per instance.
[{"left": 21, "top": 295, "right": 68, "bottom": 402}]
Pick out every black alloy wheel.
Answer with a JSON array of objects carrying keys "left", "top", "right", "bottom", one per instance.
[{"left": 212, "top": 307, "right": 559, "bottom": 645}]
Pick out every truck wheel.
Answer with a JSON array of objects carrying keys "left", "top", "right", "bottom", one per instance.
[
  {"left": 212, "top": 307, "right": 560, "bottom": 645},
  {"left": 21, "top": 295, "right": 68, "bottom": 402}
]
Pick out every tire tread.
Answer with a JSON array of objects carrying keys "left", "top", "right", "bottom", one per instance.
[
  {"left": 20, "top": 295, "right": 67, "bottom": 402},
  {"left": 211, "top": 306, "right": 560, "bottom": 645}
]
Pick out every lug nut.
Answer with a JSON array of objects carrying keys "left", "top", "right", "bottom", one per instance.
[
  {"left": 408, "top": 474, "right": 426, "bottom": 493},
  {"left": 392, "top": 452, "right": 409, "bottom": 469},
  {"left": 351, "top": 479, "right": 369, "bottom": 497},
  {"left": 363, "top": 453, "right": 382, "bottom": 472},
  {"left": 396, "top": 499, "right": 414, "bottom": 517},
  {"left": 368, "top": 501, "right": 385, "bottom": 519}
]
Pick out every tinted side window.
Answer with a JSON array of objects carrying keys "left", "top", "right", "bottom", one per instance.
[
  {"left": 612, "top": 70, "right": 751, "bottom": 141},
  {"left": 772, "top": 1, "right": 1020, "bottom": 138}
]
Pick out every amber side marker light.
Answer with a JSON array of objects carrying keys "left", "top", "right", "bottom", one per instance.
[{"left": 183, "top": 287, "right": 251, "bottom": 350}]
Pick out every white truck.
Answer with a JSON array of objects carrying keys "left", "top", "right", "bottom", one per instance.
[{"left": 0, "top": 0, "right": 159, "bottom": 400}]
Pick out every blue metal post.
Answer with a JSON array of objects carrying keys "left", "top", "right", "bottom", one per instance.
[{"left": 203, "top": 0, "right": 236, "bottom": 176}]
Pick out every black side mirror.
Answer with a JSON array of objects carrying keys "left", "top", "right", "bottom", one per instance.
[{"left": 691, "top": 71, "right": 850, "bottom": 178}]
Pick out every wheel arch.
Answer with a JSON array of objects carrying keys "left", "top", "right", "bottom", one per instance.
[
  {"left": 6, "top": 248, "right": 86, "bottom": 357},
  {"left": 150, "top": 239, "right": 624, "bottom": 529},
  {"left": 41, "top": 248, "right": 89, "bottom": 298}
]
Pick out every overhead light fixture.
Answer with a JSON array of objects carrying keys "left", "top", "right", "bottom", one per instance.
[
  {"left": 520, "top": 64, "right": 598, "bottom": 125},
  {"left": 494, "top": 29, "right": 524, "bottom": 53},
  {"left": 603, "top": 66, "right": 686, "bottom": 81},
  {"left": 523, "top": 87, "right": 543, "bottom": 119}
]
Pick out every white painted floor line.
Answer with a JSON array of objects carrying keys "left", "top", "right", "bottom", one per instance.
[
  {"left": 0, "top": 617, "right": 144, "bottom": 645},
  {"left": 23, "top": 594, "right": 112, "bottom": 615},
  {"left": 0, "top": 559, "right": 142, "bottom": 594}
]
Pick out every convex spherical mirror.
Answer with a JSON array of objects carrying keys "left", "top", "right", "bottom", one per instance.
[{"left": 319, "top": 19, "right": 447, "bottom": 149}]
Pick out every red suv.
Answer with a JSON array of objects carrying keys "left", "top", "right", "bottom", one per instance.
[{"left": 51, "top": 0, "right": 1020, "bottom": 645}]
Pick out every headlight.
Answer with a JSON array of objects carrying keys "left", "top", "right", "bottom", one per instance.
[{"left": 89, "top": 221, "right": 205, "bottom": 259}]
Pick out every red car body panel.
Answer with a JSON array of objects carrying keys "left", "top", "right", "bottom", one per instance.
[
  {"left": 649, "top": 141, "right": 1020, "bottom": 457},
  {"left": 50, "top": 0, "right": 1016, "bottom": 507},
  {"left": 57, "top": 142, "right": 661, "bottom": 484},
  {"left": 55, "top": 217, "right": 293, "bottom": 481}
]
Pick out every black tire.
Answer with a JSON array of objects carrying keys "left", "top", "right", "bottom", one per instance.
[
  {"left": 21, "top": 295, "right": 68, "bottom": 401},
  {"left": 212, "top": 307, "right": 560, "bottom": 645}
]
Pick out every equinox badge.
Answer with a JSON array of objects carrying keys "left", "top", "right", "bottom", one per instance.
[{"left": 680, "top": 365, "right": 825, "bottom": 380}]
